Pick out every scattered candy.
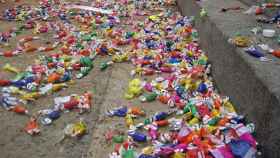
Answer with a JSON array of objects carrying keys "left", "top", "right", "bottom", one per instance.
[
  {"left": 0, "top": 1, "right": 260, "bottom": 157},
  {"left": 24, "top": 117, "right": 40, "bottom": 135},
  {"left": 64, "top": 119, "right": 87, "bottom": 138}
]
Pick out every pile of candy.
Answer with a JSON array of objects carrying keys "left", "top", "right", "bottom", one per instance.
[
  {"left": 0, "top": 0, "right": 258, "bottom": 157},
  {"left": 0, "top": 54, "right": 94, "bottom": 108},
  {"left": 103, "top": 1, "right": 257, "bottom": 158}
]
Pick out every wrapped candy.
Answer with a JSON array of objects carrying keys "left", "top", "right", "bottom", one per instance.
[
  {"left": 24, "top": 117, "right": 40, "bottom": 135},
  {"left": 64, "top": 119, "right": 87, "bottom": 137}
]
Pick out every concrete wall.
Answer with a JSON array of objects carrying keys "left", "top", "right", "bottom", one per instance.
[{"left": 176, "top": 0, "right": 280, "bottom": 157}]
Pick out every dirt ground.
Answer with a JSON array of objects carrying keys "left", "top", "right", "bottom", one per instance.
[{"left": 0, "top": 1, "right": 174, "bottom": 158}]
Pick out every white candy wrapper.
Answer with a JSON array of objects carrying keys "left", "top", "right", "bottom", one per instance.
[
  {"left": 66, "top": 5, "right": 113, "bottom": 15},
  {"left": 54, "top": 96, "right": 71, "bottom": 105}
]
